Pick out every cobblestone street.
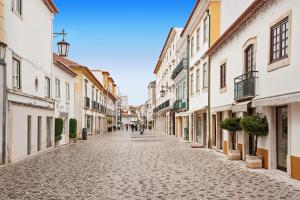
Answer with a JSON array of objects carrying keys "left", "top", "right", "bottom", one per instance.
[{"left": 1, "top": 131, "right": 300, "bottom": 200}]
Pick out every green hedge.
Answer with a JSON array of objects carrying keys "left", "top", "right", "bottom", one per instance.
[
  {"left": 55, "top": 118, "right": 64, "bottom": 141},
  {"left": 69, "top": 118, "right": 77, "bottom": 139}
]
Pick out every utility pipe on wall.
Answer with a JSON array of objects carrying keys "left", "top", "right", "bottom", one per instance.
[{"left": 0, "top": 0, "right": 7, "bottom": 164}]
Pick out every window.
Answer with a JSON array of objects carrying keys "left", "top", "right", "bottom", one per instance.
[
  {"left": 66, "top": 83, "right": 70, "bottom": 101},
  {"left": 45, "top": 77, "right": 50, "bottom": 98},
  {"left": 245, "top": 44, "right": 254, "bottom": 73},
  {"left": 92, "top": 86, "right": 95, "bottom": 101},
  {"left": 203, "top": 63, "right": 208, "bottom": 89},
  {"left": 84, "top": 80, "right": 88, "bottom": 97},
  {"left": 12, "top": 57, "right": 21, "bottom": 89},
  {"left": 12, "top": 0, "right": 22, "bottom": 16},
  {"left": 190, "top": 74, "right": 194, "bottom": 95},
  {"left": 196, "top": 28, "right": 200, "bottom": 50},
  {"left": 203, "top": 16, "right": 208, "bottom": 42},
  {"left": 270, "top": 17, "right": 289, "bottom": 63},
  {"left": 220, "top": 63, "right": 226, "bottom": 89},
  {"left": 191, "top": 37, "right": 194, "bottom": 57},
  {"left": 55, "top": 79, "right": 60, "bottom": 98},
  {"left": 96, "top": 90, "right": 98, "bottom": 102},
  {"left": 196, "top": 69, "right": 200, "bottom": 92}
]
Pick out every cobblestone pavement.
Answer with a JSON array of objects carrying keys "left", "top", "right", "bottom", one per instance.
[{"left": 1, "top": 131, "right": 300, "bottom": 200}]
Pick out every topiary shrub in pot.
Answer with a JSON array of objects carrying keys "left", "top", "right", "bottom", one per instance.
[
  {"left": 240, "top": 115, "right": 269, "bottom": 169},
  {"left": 55, "top": 118, "right": 64, "bottom": 146},
  {"left": 220, "top": 117, "right": 242, "bottom": 160},
  {"left": 69, "top": 118, "right": 77, "bottom": 143}
]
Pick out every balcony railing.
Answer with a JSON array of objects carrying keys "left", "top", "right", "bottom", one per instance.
[
  {"left": 234, "top": 71, "right": 258, "bottom": 101},
  {"left": 153, "top": 100, "right": 170, "bottom": 113},
  {"left": 171, "top": 58, "right": 188, "bottom": 80},
  {"left": 173, "top": 100, "right": 187, "bottom": 111},
  {"left": 85, "top": 97, "right": 90, "bottom": 108}
]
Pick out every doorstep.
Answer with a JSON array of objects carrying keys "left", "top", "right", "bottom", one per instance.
[{"left": 191, "top": 143, "right": 205, "bottom": 148}]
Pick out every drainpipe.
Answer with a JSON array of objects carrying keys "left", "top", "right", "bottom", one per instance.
[
  {"left": 206, "top": 9, "right": 211, "bottom": 148},
  {"left": 186, "top": 36, "right": 190, "bottom": 140},
  {"left": 0, "top": 0, "right": 7, "bottom": 164}
]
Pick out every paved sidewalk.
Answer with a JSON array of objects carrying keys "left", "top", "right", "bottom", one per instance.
[{"left": 0, "top": 131, "right": 300, "bottom": 199}]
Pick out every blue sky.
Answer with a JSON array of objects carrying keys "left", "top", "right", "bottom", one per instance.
[{"left": 53, "top": 0, "right": 195, "bottom": 105}]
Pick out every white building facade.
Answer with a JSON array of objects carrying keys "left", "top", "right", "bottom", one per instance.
[
  {"left": 53, "top": 54, "right": 77, "bottom": 145},
  {"left": 3, "top": 0, "right": 58, "bottom": 162},
  {"left": 207, "top": 0, "right": 300, "bottom": 180},
  {"left": 153, "top": 28, "right": 182, "bottom": 136}
]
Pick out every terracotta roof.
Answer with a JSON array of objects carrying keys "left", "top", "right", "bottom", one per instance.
[
  {"left": 205, "top": 0, "right": 271, "bottom": 57},
  {"left": 71, "top": 65, "right": 106, "bottom": 92},
  {"left": 53, "top": 53, "right": 78, "bottom": 67},
  {"left": 54, "top": 61, "right": 77, "bottom": 77},
  {"left": 43, "top": 0, "right": 59, "bottom": 14},
  {"left": 180, "top": 0, "right": 201, "bottom": 37}
]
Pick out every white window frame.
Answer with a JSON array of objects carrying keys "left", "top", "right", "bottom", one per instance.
[
  {"left": 45, "top": 77, "right": 50, "bottom": 98},
  {"left": 203, "top": 16, "right": 208, "bottom": 43},
  {"left": 203, "top": 63, "right": 208, "bottom": 89},
  {"left": 55, "top": 79, "right": 60, "bottom": 98},
  {"left": 12, "top": 55, "right": 21, "bottom": 90},
  {"left": 11, "top": 0, "right": 22, "bottom": 17},
  {"left": 66, "top": 82, "right": 70, "bottom": 101}
]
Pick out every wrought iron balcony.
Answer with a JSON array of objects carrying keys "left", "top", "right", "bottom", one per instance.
[
  {"left": 173, "top": 100, "right": 187, "bottom": 111},
  {"left": 173, "top": 100, "right": 182, "bottom": 110},
  {"left": 171, "top": 58, "right": 188, "bottom": 80},
  {"left": 85, "top": 97, "right": 90, "bottom": 108},
  {"left": 234, "top": 71, "right": 258, "bottom": 101}
]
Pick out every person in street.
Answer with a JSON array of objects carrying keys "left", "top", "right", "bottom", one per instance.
[
  {"left": 140, "top": 124, "right": 144, "bottom": 135},
  {"left": 135, "top": 124, "right": 138, "bottom": 132},
  {"left": 131, "top": 123, "right": 134, "bottom": 132},
  {"left": 126, "top": 124, "right": 128, "bottom": 131}
]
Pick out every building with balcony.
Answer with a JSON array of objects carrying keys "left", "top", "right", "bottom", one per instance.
[
  {"left": 206, "top": 0, "right": 300, "bottom": 181},
  {"left": 92, "top": 70, "right": 117, "bottom": 132},
  {"left": 173, "top": 0, "right": 221, "bottom": 144},
  {"left": 55, "top": 57, "right": 107, "bottom": 138},
  {"left": 2, "top": 0, "right": 58, "bottom": 163},
  {"left": 153, "top": 28, "right": 182, "bottom": 135}
]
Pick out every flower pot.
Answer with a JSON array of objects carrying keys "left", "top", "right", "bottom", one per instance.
[
  {"left": 229, "top": 149, "right": 242, "bottom": 160},
  {"left": 246, "top": 155, "right": 263, "bottom": 169}
]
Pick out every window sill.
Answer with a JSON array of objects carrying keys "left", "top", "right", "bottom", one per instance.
[
  {"left": 12, "top": 10, "right": 23, "bottom": 20},
  {"left": 202, "top": 87, "right": 208, "bottom": 93},
  {"left": 268, "top": 57, "right": 290, "bottom": 72},
  {"left": 13, "top": 87, "right": 22, "bottom": 93},
  {"left": 220, "top": 87, "right": 227, "bottom": 94}
]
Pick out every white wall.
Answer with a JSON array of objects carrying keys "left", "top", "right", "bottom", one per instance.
[
  {"left": 220, "top": 0, "right": 254, "bottom": 34},
  {"left": 211, "top": 0, "right": 300, "bottom": 109},
  {"left": 5, "top": 0, "right": 53, "bottom": 96}
]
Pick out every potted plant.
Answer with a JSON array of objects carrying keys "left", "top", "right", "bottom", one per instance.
[
  {"left": 69, "top": 118, "right": 77, "bottom": 143},
  {"left": 220, "top": 117, "right": 242, "bottom": 160},
  {"left": 240, "top": 115, "right": 269, "bottom": 169},
  {"left": 55, "top": 118, "right": 64, "bottom": 146}
]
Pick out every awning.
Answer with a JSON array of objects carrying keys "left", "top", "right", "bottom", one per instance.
[
  {"left": 252, "top": 91, "right": 300, "bottom": 107},
  {"left": 232, "top": 100, "right": 251, "bottom": 113},
  {"left": 211, "top": 104, "right": 232, "bottom": 113}
]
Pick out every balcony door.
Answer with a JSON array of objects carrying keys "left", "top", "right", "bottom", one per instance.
[
  {"left": 276, "top": 106, "right": 288, "bottom": 172},
  {"left": 245, "top": 44, "right": 255, "bottom": 74}
]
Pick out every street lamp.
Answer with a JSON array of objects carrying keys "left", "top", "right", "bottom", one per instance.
[
  {"left": 0, "top": 41, "right": 7, "bottom": 62},
  {"left": 160, "top": 85, "right": 166, "bottom": 98},
  {"left": 54, "top": 29, "right": 70, "bottom": 57}
]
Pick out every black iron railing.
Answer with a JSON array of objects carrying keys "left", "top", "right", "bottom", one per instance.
[
  {"left": 171, "top": 58, "right": 188, "bottom": 80},
  {"left": 234, "top": 71, "right": 258, "bottom": 101}
]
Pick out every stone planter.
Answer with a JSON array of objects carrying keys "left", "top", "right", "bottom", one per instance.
[
  {"left": 69, "top": 138, "right": 77, "bottom": 143},
  {"left": 246, "top": 155, "right": 263, "bottom": 169},
  {"left": 228, "top": 149, "right": 242, "bottom": 160}
]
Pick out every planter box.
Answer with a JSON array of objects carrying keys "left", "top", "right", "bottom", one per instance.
[
  {"left": 69, "top": 138, "right": 77, "bottom": 143},
  {"left": 246, "top": 155, "right": 263, "bottom": 169},
  {"left": 229, "top": 149, "right": 242, "bottom": 160}
]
